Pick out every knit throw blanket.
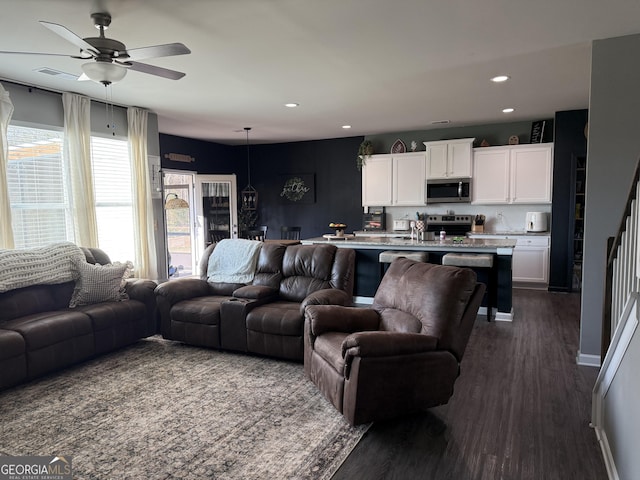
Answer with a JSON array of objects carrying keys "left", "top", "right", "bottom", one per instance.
[
  {"left": 207, "top": 239, "right": 263, "bottom": 284},
  {"left": 0, "top": 242, "right": 85, "bottom": 293}
]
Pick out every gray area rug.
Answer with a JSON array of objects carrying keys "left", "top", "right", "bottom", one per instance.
[{"left": 0, "top": 337, "right": 368, "bottom": 479}]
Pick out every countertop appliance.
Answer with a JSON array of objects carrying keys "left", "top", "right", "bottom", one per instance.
[
  {"left": 363, "top": 207, "right": 386, "bottom": 231},
  {"left": 426, "top": 214, "right": 473, "bottom": 236},
  {"left": 393, "top": 219, "right": 411, "bottom": 231},
  {"left": 426, "top": 178, "right": 471, "bottom": 203},
  {"left": 526, "top": 211, "right": 548, "bottom": 232}
]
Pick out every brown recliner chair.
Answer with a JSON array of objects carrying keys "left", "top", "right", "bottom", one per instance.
[{"left": 304, "top": 257, "right": 485, "bottom": 426}]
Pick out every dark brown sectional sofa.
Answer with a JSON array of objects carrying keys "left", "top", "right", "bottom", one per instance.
[
  {"left": 155, "top": 242, "right": 355, "bottom": 361},
  {"left": 0, "top": 247, "right": 157, "bottom": 390}
]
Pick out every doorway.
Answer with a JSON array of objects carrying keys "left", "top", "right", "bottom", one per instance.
[{"left": 163, "top": 170, "right": 196, "bottom": 278}]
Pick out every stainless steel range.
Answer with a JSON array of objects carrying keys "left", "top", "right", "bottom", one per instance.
[{"left": 426, "top": 214, "right": 473, "bottom": 236}]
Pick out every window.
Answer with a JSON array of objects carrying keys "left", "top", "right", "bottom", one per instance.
[
  {"left": 6, "top": 126, "right": 72, "bottom": 248},
  {"left": 91, "top": 136, "right": 135, "bottom": 262},
  {"left": 6, "top": 125, "right": 135, "bottom": 263}
]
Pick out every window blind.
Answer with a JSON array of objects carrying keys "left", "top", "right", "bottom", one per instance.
[
  {"left": 90, "top": 136, "right": 135, "bottom": 263},
  {"left": 6, "top": 126, "right": 71, "bottom": 248}
]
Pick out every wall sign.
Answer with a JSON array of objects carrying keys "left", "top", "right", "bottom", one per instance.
[{"left": 280, "top": 174, "right": 315, "bottom": 203}]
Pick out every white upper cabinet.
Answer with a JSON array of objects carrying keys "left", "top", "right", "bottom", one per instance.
[
  {"left": 362, "top": 152, "right": 427, "bottom": 207},
  {"left": 472, "top": 144, "right": 553, "bottom": 204},
  {"left": 362, "top": 155, "right": 393, "bottom": 206},
  {"left": 510, "top": 145, "right": 554, "bottom": 203},
  {"left": 393, "top": 152, "right": 426, "bottom": 205},
  {"left": 424, "top": 138, "right": 475, "bottom": 179}
]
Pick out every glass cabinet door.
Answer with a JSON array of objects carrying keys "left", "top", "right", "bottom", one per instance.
[{"left": 194, "top": 174, "right": 238, "bottom": 260}]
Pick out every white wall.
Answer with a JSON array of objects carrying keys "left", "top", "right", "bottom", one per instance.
[{"left": 581, "top": 33, "right": 640, "bottom": 362}]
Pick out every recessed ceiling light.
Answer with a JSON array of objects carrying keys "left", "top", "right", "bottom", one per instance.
[
  {"left": 502, "top": 107, "right": 515, "bottom": 113},
  {"left": 491, "top": 75, "right": 510, "bottom": 83},
  {"left": 284, "top": 103, "right": 299, "bottom": 108},
  {"left": 342, "top": 125, "right": 351, "bottom": 129}
]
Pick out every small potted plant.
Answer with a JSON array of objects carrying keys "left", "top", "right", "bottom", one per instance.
[{"left": 356, "top": 140, "right": 373, "bottom": 170}]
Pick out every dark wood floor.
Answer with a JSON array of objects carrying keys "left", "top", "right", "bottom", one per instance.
[{"left": 332, "top": 289, "right": 608, "bottom": 480}]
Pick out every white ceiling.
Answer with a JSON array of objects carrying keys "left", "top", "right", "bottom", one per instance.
[{"left": 1, "top": 0, "right": 639, "bottom": 145}]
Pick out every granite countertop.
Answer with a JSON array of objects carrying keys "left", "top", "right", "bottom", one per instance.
[
  {"left": 301, "top": 235, "right": 516, "bottom": 252},
  {"left": 355, "top": 230, "right": 550, "bottom": 237},
  {"left": 468, "top": 230, "right": 551, "bottom": 236}
]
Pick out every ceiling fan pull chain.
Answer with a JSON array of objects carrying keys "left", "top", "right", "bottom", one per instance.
[{"left": 104, "top": 84, "right": 116, "bottom": 136}]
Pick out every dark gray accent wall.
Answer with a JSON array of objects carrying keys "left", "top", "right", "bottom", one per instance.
[
  {"left": 549, "top": 109, "right": 588, "bottom": 291},
  {"left": 582, "top": 33, "right": 640, "bottom": 359}
]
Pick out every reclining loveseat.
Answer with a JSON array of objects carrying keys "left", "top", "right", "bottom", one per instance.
[{"left": 155, "top": 241, "right": 355, "bottom": 361}]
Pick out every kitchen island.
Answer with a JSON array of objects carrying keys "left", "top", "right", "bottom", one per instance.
[{"left": 301, "top": 235, "right": 516, "bottom": 321}]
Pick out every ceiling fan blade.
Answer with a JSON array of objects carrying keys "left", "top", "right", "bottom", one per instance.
[
  {"left": 77, "top": 73, "right": 91, "bottom": 81},
  {"left": 39, "top": 21, "right": 97, "bottom": 56},
  {"left": 127, "top": 61, "right": 186, "bottom": 80},
  {"left": 0, "top": 50, "right": 72, "bottom": 57},
  {"left": 125, "top": 43, "right": 191, "bottom": 61}
]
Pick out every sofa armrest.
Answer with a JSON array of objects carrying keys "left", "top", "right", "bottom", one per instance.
[
  {"left": 125, "top": 278, "right": 157, "bottom": 300},
  {"left": 305, "top": 305, "right": 380, "bottom": 337},
  {"left": 233, "top": 285, "right": 278, "bottom": 300},
  {"left": 300, "top": 288, "right": 351, "bottom": 315},
  {"left": 154, "top": 278, "right": 212, "bottom": 306},
  {"left": 342, "top": 331, "right": 439, "bottom": 358},
  {"left": 125, "top": 278, "right": 158, "bottom": 334}
]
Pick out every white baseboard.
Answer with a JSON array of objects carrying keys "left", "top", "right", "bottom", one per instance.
[
  {"left": 594, "top": 427, "right": 620, "bottom": 480},
  {"left": 492, "top": 307, "right": 513, "bottom": 322},
  {"left": 577, "top": 352, "right": 601, "bottom": 367}
]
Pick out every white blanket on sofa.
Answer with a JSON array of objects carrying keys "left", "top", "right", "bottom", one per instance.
[
  {"left": 0, "top": 242, "right": 85, "bottom": 293},
  {"left": 207, "top": 239, "right": 263, "bottom": 284}
]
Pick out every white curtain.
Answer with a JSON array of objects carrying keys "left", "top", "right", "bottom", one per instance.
[
  {"left": 63, "top": 92, "right": 99, "bottom": 247},
  {"left": 0, "top": 83, "right": 15, "bottom": 249},
  {"left": 128, "top": 107, "right": 158, "bottom": 280}
]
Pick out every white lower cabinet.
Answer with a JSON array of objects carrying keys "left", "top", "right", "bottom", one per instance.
[
  {"left": 512, "top": 241, "right": 549, "bottom": 284},
  {"left": 468, "top": 234, "right": 550, "bottom": 286}
]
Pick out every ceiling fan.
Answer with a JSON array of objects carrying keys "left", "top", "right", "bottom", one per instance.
[{"left": 0, "top": 11, "right": 191, "bottom": 85}]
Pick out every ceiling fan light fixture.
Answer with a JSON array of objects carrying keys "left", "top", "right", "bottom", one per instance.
[{"left": 81, "top": 61, "right": 127, "bottom": 85}]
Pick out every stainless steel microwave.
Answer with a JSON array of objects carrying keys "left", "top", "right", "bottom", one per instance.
[{"left": 426, "top": 178, "right": 472, "bottom": 203}]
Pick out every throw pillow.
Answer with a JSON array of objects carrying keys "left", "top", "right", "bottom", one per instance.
[{"left": 69, "top": 258, "right": 133, "bottom": 307}]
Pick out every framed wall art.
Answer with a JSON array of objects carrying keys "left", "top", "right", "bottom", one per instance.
[{"left": 279, "top": 174, "right": 315, "bottom": 204}]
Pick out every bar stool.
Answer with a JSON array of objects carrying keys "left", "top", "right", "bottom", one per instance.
[
  {"left": 442, "top": 253, "right": 495, "bottom": 321},
  {"left": 379, "top": 251, "right": 428, "bottom": 277}
]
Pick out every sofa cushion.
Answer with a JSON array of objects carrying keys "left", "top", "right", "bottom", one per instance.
[
  {"left": 0, "top": 282, "right": 76, "bottom": 322},
  {"left": 170, "top": 296, "right": 231, "bottom": 325},
  {"left": 0, "top": 328, "right": 25, "bottom": 359},
  {"left": 75, "top": 300, "right": 147, "bottom": 332},
  {"left": 252, "top": 243, "right": 286, "bottom": 289},
  {"left": 279, "top": 245, "right": 336, "bottom": 302},
  {"left": 246, "top": 301, "right": 304, "bottom": 336},
  {"left": 373, "top": 259, "right": 477, "bottom": 356},
  {"left": 69, "top": 259, "right": 131, "bottom": 307},
  {"left": 313, "top": 332, "right": 349, "bottom": 374},
  {"left": 4, "top": 310, "right": 93, "bottom": 351}
]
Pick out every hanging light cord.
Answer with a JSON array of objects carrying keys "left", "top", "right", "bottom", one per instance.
[{"left": 245, "top": 127, "right": 252, "bottom": 187}]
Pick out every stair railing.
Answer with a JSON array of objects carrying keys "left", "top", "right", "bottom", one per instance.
[{"left": 602, "top": 158, "right": 640, "bottom": 359}]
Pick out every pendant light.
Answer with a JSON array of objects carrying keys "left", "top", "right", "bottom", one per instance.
[{"left": 241, "top": 127, "right": 257, "bottom": 210}]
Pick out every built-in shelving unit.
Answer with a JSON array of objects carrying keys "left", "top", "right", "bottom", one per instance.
[{"left": 572, "top": 155, "right": 586, "bottom": 291}]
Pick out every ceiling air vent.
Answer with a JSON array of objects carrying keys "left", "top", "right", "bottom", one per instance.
[
  {"left": 34, "top": 67, "right": 78, "bottom": 81},
  {"left": 430, "top": 120, "right": 451, "bottom": 125}
]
